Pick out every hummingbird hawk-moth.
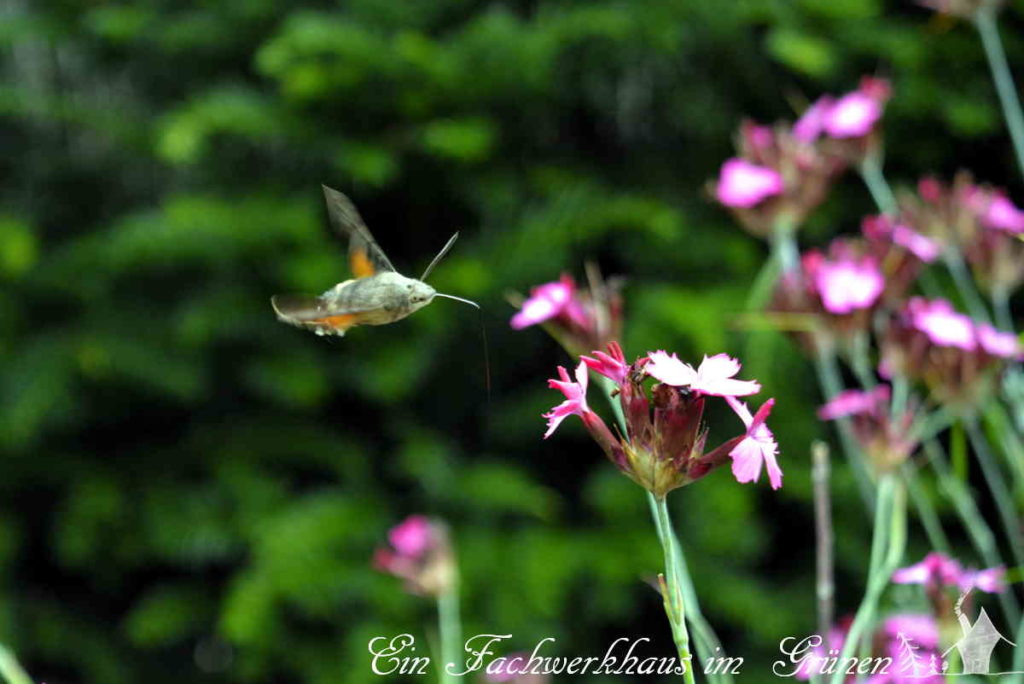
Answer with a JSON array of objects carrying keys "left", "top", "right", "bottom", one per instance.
[{"left": 272, "top": 185, "right": 478, "bottom": 337}]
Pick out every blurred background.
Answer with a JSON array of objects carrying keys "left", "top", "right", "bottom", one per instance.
[{"left": 1, "top": 0, "right": 1022, "bottom": 682}]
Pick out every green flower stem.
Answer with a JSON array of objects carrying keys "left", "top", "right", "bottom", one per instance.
[
  {"left": 0, "top": 645, "right": 32, "bottom": 684},
  {"left": 964, "top": 418, "right": 1024, "bottom": 568},
  {"left": 846, "top": 338, "right": 952, "bottom": 555},
  {"left": 437, "top": 584, "right": 461, "bottom": 684},
  {"left": 813, "top": 340, "right": 875, "bottom": 511},
  {"left": 943, "top": 250, "right": 991, "bottom": 324},
  {"left": 923, "top": 437, "right": 1021, "bottom": 626},
  {"left": 901, "top": 462, "right": 951, "bottom": 555},
  {"left": 596, "top": 375, "right": 727, "bottom": 682},
  {"left": 828, "top": 475, "right": 906, "bottom": 684},
  {"left": 975, "top": 4, "right": 1024, "bottom": 180},
  {"left": 771, "top": 216, "right": 799, "bottom": 277},
  {"left": 654, "top": 495, "right": 697, "bottom": 684},
  {"left": 858, "top": 154, "right": 898, "bottom": 216},
  {"left": 993, "top": 286, "right": 1016, "bottom": 334}
]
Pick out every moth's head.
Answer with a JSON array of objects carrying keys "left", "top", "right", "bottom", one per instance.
[{"left": 407, "top": 279, "right": 436, "bottom": 308}]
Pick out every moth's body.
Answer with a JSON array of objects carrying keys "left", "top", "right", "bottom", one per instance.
[
  {"left": 305, "top": 273, "right": 436, "bottom": 335},
  {"left": 272, "top": 186, "right": 455, "bottom": 337}
]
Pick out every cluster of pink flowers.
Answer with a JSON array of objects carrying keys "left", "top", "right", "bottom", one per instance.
[
  {"left": 374, "top": 515, "right": 455, "bottom": 597},
  {"left": 796, "top": 614, "right": 944, "bottom": 684},
  {"left": 818, "top": 385, "right": 917, "bottom": 474},
  {"left": 904, "top": 172, "right": 1024, "bottom": 295},
  {"left": 544, "top": 343, "right": 781, "bottom": 496},
  {"left": 510, "top": 270, "right": 622, "bottom": 356},
  {"left": 714, "top": 78, "right": 890, "bottom": 241},
  {"left": 893, "top": 552, "right": 1005, "bottom": 594},
  {"left": 881, "top": 297, "right": 1021, "bottom": 407}
]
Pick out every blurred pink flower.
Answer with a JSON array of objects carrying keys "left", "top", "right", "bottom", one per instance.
[
  {"left": 893, "top": 552, "right": 1005, "bottom": 593},
  {"left": 810, "top": 254, "right": 885, "bottom": 314},
  {"left": 510, "top": 268, "right": 623, "bottom": 356},
  {"left": 794, "top": 98, "right": 832, "bottom": 143},
  {"left": 725, "top": 397, "right": 782, "bottom": 489},
  {"left": 906, "top": 298, "right": 976, "bottom": 350},
  {"left": 511, "top": 275, "right": 586, "bottom": 330},
  {"left": 977, "top": 324, "right": 1023, "bottom": 359},
  {"left": 825, "top": 91, "right": 883, "bottom": 138},
  {"left": 389, "top": 515, "right": 432, "bottom": 557},
  {"left": 374, "top": 516, "right": 455, "bottom": 597},
  {"left": 543, "top": 362, "right": 592, "bottom": 438},
  {"left": 891, "top": 224, "right": 941, "bottom": 262},
  {"left": 715, "top": 158, "right": 784, "bottom": 208},
  {"left": 646, "top": 352, "right": 761, "bottom": 397},
  {"left": 817, "top": 385, "right": 890, "bottom": 421},
  {"left": 795, "top": 77, "right": 890, "bottom": 142},
  {"left": 978, "top": 194, "right": 1024, "bottom": 234}
]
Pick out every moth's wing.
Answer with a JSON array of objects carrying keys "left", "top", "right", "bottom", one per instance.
[
  {"left": 321, "top": 185, "right": 397, "bottom": 278},
  {"left": 271, "top": 294, "right": 373, "bottom": 336}
]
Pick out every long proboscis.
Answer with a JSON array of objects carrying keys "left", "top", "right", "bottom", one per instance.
[
  {"left": 420, "top": 232, "right": 460, "bottom": 281},
  {"left": 434, "top": 292, "right": 490, "bottom": 399},
  {"left": 434, "top": 292, "right": 479, "bottom": 309}
]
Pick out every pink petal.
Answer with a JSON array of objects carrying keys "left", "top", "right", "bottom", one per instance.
[
  {"left": 646, "top": 351, "right": 698, "bottom": 387},
  {"left": 715, "top": 158, "right": 784, "bottom": 208},
  {"left": 389, "top": 515, "right": 433, "bottom": 557},
  {"left": 813, "top": 258, "right": 885, "bottom": 314},
  {"left": 694, "top": 354, "right": 761, "bottom": 397},
  {"left": 794, "top": 98, "right": 831, "bottom": 143},
  {"left": 823, "top": 91, "right": 881, "bottom": 138}
]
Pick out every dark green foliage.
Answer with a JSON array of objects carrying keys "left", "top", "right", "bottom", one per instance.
[{"left": 1, "top": 0, "right": 1020, "bottom": 681}]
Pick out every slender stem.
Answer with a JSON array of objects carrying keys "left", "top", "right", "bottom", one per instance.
[
  {"left": 924, "top": 437, "right": 1021, "bottom": 626},
  {"left": 598, "top": 374, "right": 727, "bottom": 682},
  {"left": 655, "top": 495, "right": 697, "bottom": 684},
  {"left": 0, "top": 645, "right": 33, "bottom": 684},
  {"left": 812, "top": 442, "right": 834, "bottom": 639},
  {"left": 965, "top": 418, "right": 1024, "bottom": 567},
  {"left": 858, "top": 155, "right": 899, "bottom": 216},
  {"left": 813, "top": 339, "right": 876, "bottom": 511},
  {"left": 848, "top": 330, "right": 877, "bottom": 390},
  {"left": 437, "top": 585, "right": 461, "bottom": 684},
  {"left": 975, "top": 5, "right": 1024, "bottom": 180},
  {"left": 943, "top": 250, "right": 991, "bottom": 324},
  {"left": 901, "top": 462, "right": 951, "bottom": 555},
  {"left": 993, "top": 286, "right": 1015, "bottom": 334},
  {"left": 828, "top": 476, "right": 905, "bottom": 684},
  {"left": 771, "top": 216, "right": 799, "bottom": 277}
]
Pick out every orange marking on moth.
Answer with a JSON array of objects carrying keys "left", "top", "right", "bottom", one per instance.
[
  {"left": 350, "top": 249, "right": 375, "bottom": 278},
  {"left": 310, "top": 313, "right": 359, "bottom": 330}
]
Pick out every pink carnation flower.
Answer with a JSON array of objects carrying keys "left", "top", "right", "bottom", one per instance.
[
  {"left": 811, "top": 255, "right": 885, "bottom": 315},
  {"left": 795, "top": 77, "right": 890, "bottom": 142},
  {"left": 893, "top": 552, "right": 1005, "bottom": 593},
  {"left": 980, "top": 195, "right": 1024, "bottom": 234},
  {"left": 388, "top": 515, "right": 433, "bottom": 558},
  {"left": 977, "top": 324, "right": 1023, "bottom": 359},
  {"left": 511, "top": 275, "right": 585, "bottom": 330},
  {"left": 817, "top": 385, "right": 890, "bottom": 421},
  {"left": 906, "top": 298, "right": 976, "bottom": 350},
  {"left": 646, "top": 351, "right": 761, "bottom": 397},
  {"left": 823, "top": 91, "right": 882, "bottom": 138},
  {"left": 715, "top": 158, "right": 784, "bottom": 208}
]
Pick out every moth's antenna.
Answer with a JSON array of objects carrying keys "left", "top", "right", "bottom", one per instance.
[
  {"left": 434, "top": 292, "right": 491, "bottom": 400},
  {"left": 420, "top": 232, "right": 460, "bottom": 281}
]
